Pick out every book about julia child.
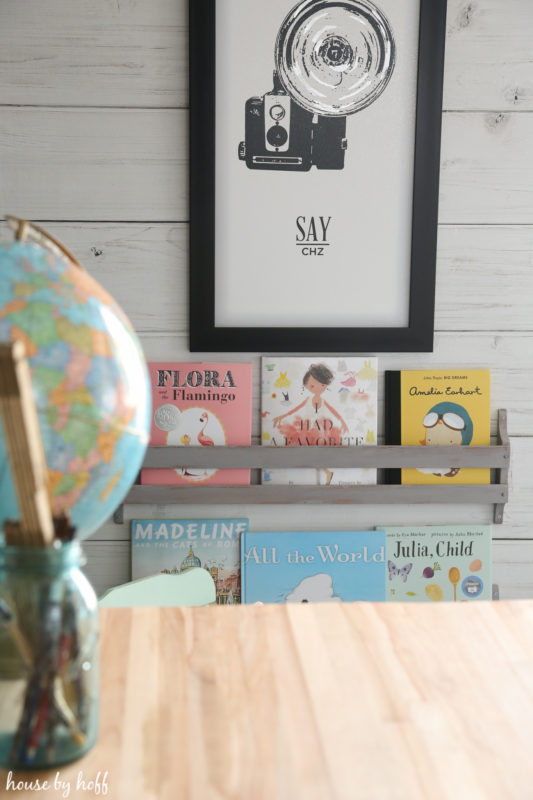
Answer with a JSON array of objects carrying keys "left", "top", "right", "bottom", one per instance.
[
  {"left": 385, "top": 369, "right": 490, "bottom": 485},
  {"left": 241, "top": 530, "right": 386, "bottom": 604},
  {"left": 261, "top": 357, "right": 378, "bottom": 485},
  {"left": 132, "top": 518, "right": 248, "bottom": 604},
  {"left": 380, "top": 525, "right": 492, "bottom": 603},
  {"left": 140, "top": 363, "right": 252, "bottom": 486}
]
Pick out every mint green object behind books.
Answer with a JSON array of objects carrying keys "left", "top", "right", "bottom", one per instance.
[
  {"left": 379, "top": 525, "right": 492, "bottom": 602},
  {"left": 99, "top": 569, "right": 216, "bottom": 607}
]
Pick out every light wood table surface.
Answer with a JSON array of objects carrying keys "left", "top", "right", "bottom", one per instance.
[{"left": 3, "top": 600, "right": 533, "bottom": 799}]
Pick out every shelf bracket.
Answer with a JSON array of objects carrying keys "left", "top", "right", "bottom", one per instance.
[{"left": 494, "top": 409, "right": 510, "bottom": 524}]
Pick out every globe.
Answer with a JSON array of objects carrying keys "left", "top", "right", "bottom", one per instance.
[{"left": 0, "top": 233, "right": 151, "bottom": 539}]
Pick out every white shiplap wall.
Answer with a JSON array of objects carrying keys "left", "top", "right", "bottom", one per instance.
[{"left": 1, "top": 0, "right": 532, "bottom": 597}]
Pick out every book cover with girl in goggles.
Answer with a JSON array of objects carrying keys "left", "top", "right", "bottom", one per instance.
[{"left": 385, "top": 370, "right": 490, "bottom": 485}]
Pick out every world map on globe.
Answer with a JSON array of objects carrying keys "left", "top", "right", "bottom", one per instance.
[{"left": 0, "top": 239, "right": 151, "bottom": 539}]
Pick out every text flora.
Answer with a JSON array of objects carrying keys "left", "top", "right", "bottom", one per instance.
[{"left": 156, "top": 369, "right": 236, "bottom": 389}]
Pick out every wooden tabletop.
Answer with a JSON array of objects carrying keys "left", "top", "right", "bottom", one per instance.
[{"left": 4, "top": 600, "right": 533, "bottom": 799}]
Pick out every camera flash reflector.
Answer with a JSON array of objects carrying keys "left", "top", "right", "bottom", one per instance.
[{"left": 275, "top": 0, "right": 395, "bottom": 117}]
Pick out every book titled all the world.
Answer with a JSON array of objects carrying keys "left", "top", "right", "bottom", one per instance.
[
  {"left": 261, "top": 357, "right": 378, "bottom": 486},
  {"left": 385, "top": 369, "right": 490, "bottom": 484},
  {"left": 131, "top": 518, "right": 248, "bottom": 604},
  {"left": 379, "top": 525, "right": 492, "bottom": 603},
  {"left": 241, "top": 530, "right": 386, "bottom": 603},
  {"left": 140, "top": 362, "right": 253, "bottom": 486}
]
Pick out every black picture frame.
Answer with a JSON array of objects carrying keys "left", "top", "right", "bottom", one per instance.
[{"left": 189, "top": 0, "right": 447, "bottom": 353}]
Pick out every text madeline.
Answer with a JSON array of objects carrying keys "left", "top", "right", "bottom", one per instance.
[{"left": 134, "top": 521, "right": 247, "bottom": 540}]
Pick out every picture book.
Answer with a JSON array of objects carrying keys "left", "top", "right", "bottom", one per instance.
[
  {"left": 241, "top": 530, "right": 386, "bottom": 603},
  {"left": 261, "top": 357, "right": 378, "bottom": 485},
  {"left": 140, "top": 362, "right": 253, "bottom": 486},
  {"left": 131, "top": 518, "right": 248, "bottom": 604},
  {"left": 385, "top": 369, "right": 490, "bottom": 484},
  {"left": 379, "top": 525, "right": 492, "bottom": 603}
]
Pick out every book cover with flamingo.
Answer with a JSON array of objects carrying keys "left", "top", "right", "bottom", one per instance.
[
  {"left": 140, "top": 362, "right": 252, "bottom": 486},
  {"left": 261, "top": 357, "right": 378, "bottom": 485}
]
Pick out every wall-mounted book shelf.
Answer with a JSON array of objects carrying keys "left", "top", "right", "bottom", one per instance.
[{"left": 114, "top": 410, "right": 510, "bottom": 525}]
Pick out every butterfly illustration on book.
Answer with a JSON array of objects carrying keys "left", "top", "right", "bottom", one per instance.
[{"left": 387, "top": 560, "right": 413, "bottom": 583}]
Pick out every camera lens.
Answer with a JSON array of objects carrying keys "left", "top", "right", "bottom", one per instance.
[
  {"left": 266, "top": 125, "right": 288, "bottom": 147},
  {"left": 269, "top": 104, "right": 286, "bottom": 121},
  {"left": 275, "top": 0, "right": 395, "bottom": 117}
]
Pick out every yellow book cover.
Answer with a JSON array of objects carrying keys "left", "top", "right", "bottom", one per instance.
[{"left": 398, "top": 370, "right": 490, "bottom": 485}]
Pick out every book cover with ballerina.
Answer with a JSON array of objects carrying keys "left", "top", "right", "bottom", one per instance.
[
  {"left": 140, "top": 362, "right": 252, "bottom": 486},
  {"left": 241, "top": 530, "right": 386, "bottom": 604},
  {"left": 261, "top": 357, "right": 378, "bottom": 485},
  {"left": 380, "top": 525, "right": 492, "bottom": 603}
]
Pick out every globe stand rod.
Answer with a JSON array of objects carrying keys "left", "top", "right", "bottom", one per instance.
[
  {"left": 5, "top": 215, "right": 82, "bottom": 271},
  {"left": 0, "top": 340, "right": 54, "bottom": 546},
  {"left": 11, "top": 218, "right": 29, "bottom": 242}
]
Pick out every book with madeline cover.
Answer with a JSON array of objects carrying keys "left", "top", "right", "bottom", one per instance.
[
  {"left": 132, "top": 518, "right": 248, "bottom": 604},
  {"left": 379, "top": 525, "right": 492, "bottom": 603},
  {"left": 140, "top": 362, "right": 252, "bottom": 486},
  {"left": 385, "top": 369, "right": 490, "bottom": 485},
  {"left": 261, "top": 357, "right": 378, "bottom": 486},
  {"left": 241, "top": 530, "right": 386, "bottom": 603}
]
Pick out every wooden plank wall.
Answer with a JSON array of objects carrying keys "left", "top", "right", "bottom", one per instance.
[{"left": 1, "top": 0, "right": 532, "bottom": 597}]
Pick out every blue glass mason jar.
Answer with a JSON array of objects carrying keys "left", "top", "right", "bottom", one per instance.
[{"left": 0, "top": 540, "right": 99, "bottom": 769}]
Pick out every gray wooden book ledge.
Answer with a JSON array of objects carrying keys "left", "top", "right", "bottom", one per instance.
[{"left": 113, "top": 410, "right": 510, "bottom": 525}]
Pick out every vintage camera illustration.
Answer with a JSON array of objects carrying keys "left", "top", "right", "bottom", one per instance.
[{"left": 238, "top": 0, "right": 396, "bottom": 172}]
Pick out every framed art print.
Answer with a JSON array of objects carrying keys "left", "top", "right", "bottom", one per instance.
[{"left": 189, "top": 0, "right": 447, "bottom": 352}]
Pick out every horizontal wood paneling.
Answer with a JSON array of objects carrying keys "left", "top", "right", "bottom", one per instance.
[
  {"left": 443, "top": 0, "right": 533, "bottom": 111},
  {"left": 1, "top": 222, "right": 529, "bottom": 333},
  {"left": 0, "top": 223, "right": 189, "bottom": 332},
  {"left": 440, "top": 111, "right": 533, "bottom": 223},
  {"left": 84, "top": 541, "right": 131, "bottom": 596},
  {"left": 0, "top": 109, "right": 187, "bottom": 221},
  {"left": 1, "top": 109, "right": 533, "bottom": 222},
  {"left": 1, "top": 0, "right": 532, "bottom": 111},
  {"left": 82, "top": 538, "right": 533, "bottom": 600},
  {"left": 435, "top": 225, "right": 533, "bottom": 330},
  {"left": 492, "top": 541, "right": 533, "bottom": 600},
  {"left": 0, "top": 0, "right": 188, "bottom": 108}
]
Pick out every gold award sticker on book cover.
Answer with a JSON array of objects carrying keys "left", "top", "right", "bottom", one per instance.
[{"left": 400, "top": 370, "right": 490, "bottom": 485}]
